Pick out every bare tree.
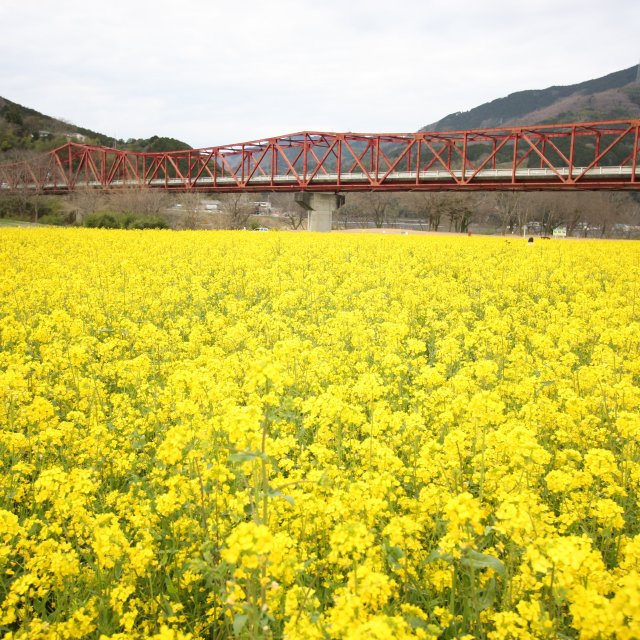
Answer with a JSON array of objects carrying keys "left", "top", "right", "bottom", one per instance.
[
  {"left": 71, "top": 187, "right": 107, "bottom": 223},
  {"left": 335, "top": 196, "right": 366, "bottom": 229},
  {"left": 368, "top": 192, "right": 399, "bottom": 228},
  {"left": 219, "top": 193, "right": 254, "bottom": 230},
  {"left": 514, "top": 195, "right": 533, "bottom": 234},
  {"left": 336, "top": 192, "right": 399, "bottom": 228},
  {"left": 273, "top": 193, "right": 304, "bottom": 229},
  {"left": 444, "top": 194, "right": 474, "bottom": 233},
  {"left": 426, "top": 194, "right": 449, "bottom": 231},
  {"left": 560, "top": 192, "right": 590, "bottom": 236},
  {"left": 108, "top": 186, "right": 169, "bottom": 216},
  {"left": 177, "top": 192, "right": 204, "bottom": 229},
  {"left": 410, "top": 193, "right": 477, "bottom": 232},
  {"left": 283, "top": 208, "right": 307, "bottom": 230},
  {"left": 492, "top": 192, "right": 522, "bottom": 235},
  {"left": 403, "top": 192, "right": 446, "bottom": 231},
  {"left": 0, "top": 150, "right": 47, "bottom": 221},
  {"left": 527, "top": 193, "right": 566, "bottom": 235},
  {"left": 599, "top": 193, "right": 628, "bottom": 237},
  {"left": 270, "top": 193, "right": 306, "bottom": 229},
  {"left": 509, "top": 191, "right": 635, "bottom": 238}
]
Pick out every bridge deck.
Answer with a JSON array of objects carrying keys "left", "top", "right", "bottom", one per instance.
[{"left": 3, "top": 166, "right": 635, "bottom": 192}]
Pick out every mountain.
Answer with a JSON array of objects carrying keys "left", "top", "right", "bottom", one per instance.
[
  {"left": 422, "top": 65, "right": 640, "bottom": 132},
  {"left": 0, "top": 96, "right": 191, "bottom": 155}
]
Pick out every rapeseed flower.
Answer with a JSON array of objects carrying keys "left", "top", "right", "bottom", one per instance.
[{"left": 1, "top": 228, "right": 639, "bottom": 638}]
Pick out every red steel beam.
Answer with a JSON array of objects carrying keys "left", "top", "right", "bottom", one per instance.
[{"left": 0, "top": 120, "right": 639, "bottom": 194}]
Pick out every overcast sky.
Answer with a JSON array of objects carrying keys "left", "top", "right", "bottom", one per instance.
[{"left": 1, "top": 0, "right": 638, "bottom": 149}]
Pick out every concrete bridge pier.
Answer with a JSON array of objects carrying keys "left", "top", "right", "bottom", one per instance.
[{"left": 294, "top": 193, "right": 344, "bottom": 232}]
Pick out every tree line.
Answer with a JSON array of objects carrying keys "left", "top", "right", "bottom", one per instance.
[
  {"left": 1, "top": 187, "right": 639, "bottom": 236},
  {"left": 0, "top": 188, "right": 264, "bottom": 231},
  {"left": 333, "top": 191, "right": 640, "bottom": 237}
]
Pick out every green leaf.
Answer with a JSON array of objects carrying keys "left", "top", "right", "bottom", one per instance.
[
  {"left": 266, "top": 489, "right": 295, "bottom": 506},
  {"left": 427, "top": 549, "right": 453, "bottom": 564},
  {"left": 233, "top": 613, "right": 248, "bottom": 635},
  {"left": 383, "top": 542, "right": 404, "bottom": 570},
  {"left": 164, "top": 575, "right": 178, "bottom": 597},
  {"left": 405, "top": 614, "right": 429, "bottom": 630},
  {"left": 461, "top": 549, "right": 505, "bottom": 576},
  {"left": 478, "top": 575, "right": 497, "bottom": 610},
  {"left": 229, "top": 450, "right": 265, "bottom": 463}
]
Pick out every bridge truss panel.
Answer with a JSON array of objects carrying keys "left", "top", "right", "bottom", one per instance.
[{"left": 0, "top": 120, "right": 639, "bottom": 194}]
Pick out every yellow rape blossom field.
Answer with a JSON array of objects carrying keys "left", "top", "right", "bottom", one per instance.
[{"left": 1, "top": 228, "right": 640, "bottom": 640}]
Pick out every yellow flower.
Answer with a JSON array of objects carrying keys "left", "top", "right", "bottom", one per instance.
[
  {"left": 221, "top": 521, "right": 274, "bottom": 569},
  {"left": 1, "top": 228, "right": 639, "bottom": 638}
]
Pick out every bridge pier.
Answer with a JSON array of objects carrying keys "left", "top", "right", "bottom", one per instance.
[{"left": 294, "top": 193, "right": 343, "bottom": 232}]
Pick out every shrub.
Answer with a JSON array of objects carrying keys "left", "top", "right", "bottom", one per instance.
[
  {"left": 84, "top": 210, "right": 169, "bottom": 229},
  {"left": 0, "top": 196, "right": 27, "bottom": 219},
  {"left": 84, "top": 211, "right": 121, "bottom": 228},
  {"left": 0, "top": 195, "right": 67, "bottom": 222},
  {"left": 38, "top": 213, "right": 69, "bottom": 226},
  {"left": 129, "top": 216, "right": 169, "bottom": 229}
]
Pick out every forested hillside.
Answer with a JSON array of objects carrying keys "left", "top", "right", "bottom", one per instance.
[
  {"left": 0, "top": 97, "right": 190, "bottom": 155},
  {"left": 424, "top": 65, "right": 640, "bottom": 131}
]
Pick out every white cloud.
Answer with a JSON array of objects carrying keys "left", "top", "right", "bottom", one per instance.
[{"left": 1, "top": 0, "right": 638, "bottom": 147}]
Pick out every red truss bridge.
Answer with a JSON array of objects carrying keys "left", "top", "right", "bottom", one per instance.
[{"left": 1, "top": 120, "right": 639, "bottom": 195}]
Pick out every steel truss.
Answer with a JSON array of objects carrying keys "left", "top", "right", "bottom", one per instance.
[{"left": 1, "top": 120, "right": 639, "bottom": 193}]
